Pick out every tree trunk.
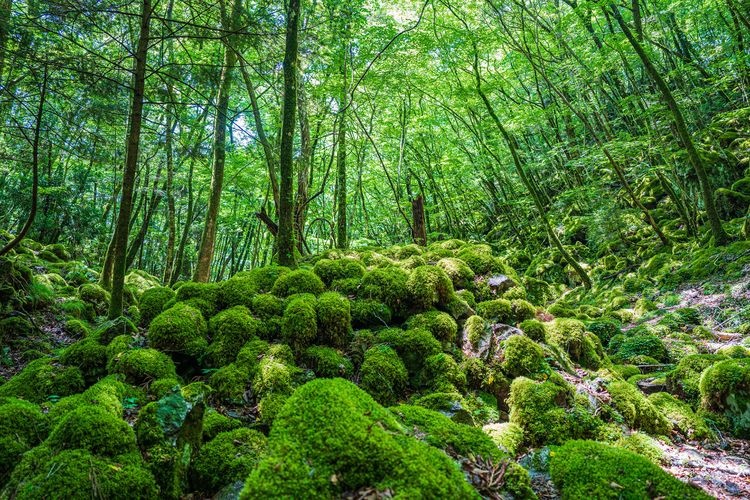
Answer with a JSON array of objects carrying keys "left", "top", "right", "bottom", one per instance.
[
  {"left": 335, "top": 61, "right": 348, "bottom": 249},
  {"left": 108, "top": 0, "right": 151, "bottom": 319},
  {"left": 277, "top": 0, "right": 300, "bottom": 267},
  {"left": 411, "top": 194, "right": 427, "bottom": 246}
]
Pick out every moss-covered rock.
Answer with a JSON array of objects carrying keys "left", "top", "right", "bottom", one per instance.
[
  {"left": 174, "top": 282, "right": 220, "bottom": 317},
  {"left": 547, "top": 318, "right": 604, "bottom": 370},
  {"left": 206, "top": 306, "right": 260, "bottom": 366},
  {"left": 47, "top": 404, "right": 137, "bottom": 457},
  {"left": 376, "top": 327, "right": 441, "bottom": 377},
  {"left": 699, "top": 358, "right": 750, "bottom": 437},
  {"left": 550, "top": 440, "right": 708, "bottom": 499},
  {"left": 0, "top": 358, "right": 85, "bottom": 403},
  {"left": 519, "top": 319, "right": 546, "bottom": 342},
  {"left": 476, "top": 298, "right": 512, "bottom": 323},
  {"left": 405, "top": 310, "right": 458, "bottom": 344},
  {"left": 360, "top": 266, "right": 410, "bottom": 318},
  {"left": 201, "top": 408, "right": 242, "bottom": 442},
  {"left": 219, "top": 273, "right": 259, "bottom": 309},
  {"left": 271, "top": 269, "right": 325, "bottom": 297},
  {"left": 281, "top": 295, "right": 318, "bottom": 352},
  {"left": 359, "top": 345, "right": 408, "bottom": 405},
  {"left": 436, "top": 257, "right": 475, "bottom": 289},
  {"left": 315, "top": 291, "right": 351, "bottom": 348},
  {"left": 607, "top": 381, "right": 672, "bottom": 436},
  {"left": 612, "top": 333, "right": 668, "bottom": 363},
  {"left": 313, "top": 258, "right": 366, "bottom": 286},
  {"left": 418, "top": 352, "right": 466, "bottom": 391},
  {"left": 252, "top": 355, "right": 295, "bottom": 397},
  {"left": 648, "top": 392, "right": 713, "bottom": 440},
  {"left": 108, "top": 347, "right": 177, "bottom": 385},
  {"left": 511, "top": 299, "right": 536, "bottom": 322},
  {"left": 406, "top": 265, "right": 454, "bottom": 311},
  {"left": 78, "top": 283, "right": 110, "bottom": 316},
  {"left": 0, "top": 398, "right": 48, "bottom": 484},
  {"left": 350, "top": 298, "right": 392, "bottom": 328},
  {"left": 139, "top": 286, "right": 176, "bottom": 327},
  {"left": 240, "top": 378, "right": 477, "bottom": 498},
  {"left": 90, "top": 315, "right": 137, "bottom": 345},
  {"left": 148, "top": 303, "right": 208, "bottom": 359},
  {"left": 209, "top": 363, "right": 250, "bottom": 402},
  {"left": 482, "top": 422, "right": 524, "bottom": 456},
  {"left": 303, "top": 346, "right": 353, "bottom": 378},
  {"left": 59, "top": 338, "right": 107, "bottom": 383},
  {"left": 191, "top": 428, "right": 267, "bottom": 495},
  {"left": 666, "top": 354, "right": 727, "bottom": 406},
  {"left": 502, "top": 335, "right": 549, "bottom": 379}
]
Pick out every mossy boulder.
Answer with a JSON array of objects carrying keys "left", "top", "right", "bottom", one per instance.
[
  {"left": 648, "top": 392, "right": 713, "bottom": 440},
  {"left": 240, "top": 378, "right": 477, "bottom": 498},
  {"left": 206, "top": 306, "right": 260, "bottom": 366},
  {"left": 482, "top": 422, "right": 524, "bottom": 456},
  {"left": 47, "top": 405, "right": 137, "bottom": 457},
  {"left": 281, "top": 295, "right": 318, "bottom": 352},
  {"left": 219, "top": 273, "right": 259, "bottom": 309},
  {"left": 78, "top": 283, "right": 110, "bottom": 316},
  {"left": 360, "top": 266, "right": 410, "bottom": 318},
  {"left": 271, "top": 269, "right": 325, "bottom": 297},
  {"left": 405, "top": 310, "right": 458, "bottom": 344},
  {"left": 108, "top": 347, "right": 177, "bottom": 385},
  {"left": 519, "top": 319, "right": 546, "bottom": 342},
  {"left": 90, "top": 315, "right": 137, "bottom": 345},
  {"left": 350, "top": 298, "right": 392, "bottom": 328},
  {"left": 201, "top": 409, "right": 242, "bottom": 442},
  {"left": 502, "top": 335, "right": 549, "bottom": 379},
  {"left": 313, "top": 258, "right": 366, "bottom": 286},
  {"left": 418, "top": 352, "right": 466, "bottom": 391},
  {"left": 607, "top": 381, "right": 672, "bottom": 436},
  {"left": 0, "top": 398, "right": 48, "bottom": 484},
  {"left": 59, "top": 338, "right": 107, "bottom": 383},
  {"left": 436, "top": 257, "right": 475, "bottom": 289},
  {"left": 476, "top": 298, "right": 512, "bottom": 323},
  {"left": 376, "top": 327, "right": 441, "bottom": 377},
  {"left": 666, "top": 354, "right": 727, "bottom": 406},
  {"left": 547, "top": 318, "right": 604, "bottom": 370},
  {"left": 699, "top": 358, "right": 750, "bottom": 437},
  {"left": 0, "top": 358, "right": 85, "bottom": 403},
  {"left": 550, "top": 440, "right": 709, "bottom": 499},
  {"left": 252, "top": 355, "right": 295, "bottom": 397},
  {"left": 359, "top": 345, "right": 408, "bottom": 405},
  {"left": 209, "top": 363, "right": 250, "bottom": 402},
  {"left": 174, "top": 282, "right": 220, "bottom": 317},
  {"left": 191, "top": 428, "right": 267, "bottom": 495},
  {"left": 303, "top": 346, "right": 353, "bottom": 378},
  {"left": 148, "top": 303, "right": 208, "bottom": 359},
  {"left": 315, "top": 292, "right": 352, "bottom": 348},
  {"left": 139, "top": 286, "right": 176, "bottom": 327},
  {"left": 406, "top": 265, "right": 454, "bottom": 311}
]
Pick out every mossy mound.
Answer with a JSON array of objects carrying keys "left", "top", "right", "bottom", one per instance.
[
  {"left": 359, "top": 266, "right": 410, "bottom": 318},
  {"left": 139, "top": 286, "right": 176, "bottom": 326},
  {"left": 281, "top": 295, "right": 318, "bottom": 352},
  {"left": 313, "top": 257, "right": 366, "bottom": 286},
  {"left": 148, "top": 302, "right": 208, "bottom": 359},
  {"left": 206, "top": 306, "right": 260, "bottom": 366},
  {"left": 546, "top": 318, "right": 604, "bottom": 369},
  {"left": 405, "top": 310, "right": 458, "bottom": 344},
  {"left": 699, "top": 358, "right": 750, "bottom": 437},
  {"left": 190, "top": 428, "right": 267, "bottom": 495},
  {"left": 240, "top": 378, "right": 478, "bottom": 498},
  {"left": 406, "top": 265, "right": 454, "bottom": 311},
  {"left": 303, "top": 345, "right": 353, "bottom": 378},
  {"left": 376, "top": 327, "right": 441, "bottom": 377},
  {"left": 607, "top": 381, "right": 672, "bottom": 436},
  {"left": 108, "top": 347, "right": 177, "bottom": 385},
  {"left": 315, "top": 291, "right": 352, "bottom": 348},
  {"left": 359, "top": 345, "right": 408, "bottom": 405},
  {"left": 0, "top": 358, "right": 85, "bottom": 403},
  {"left": 46, "top": 405, "right": 137, "bottom": 457},
  {"left": 271, "top": 269, "right": 325, "bottom": 297},
  {"left": 550, "top": 440, "right": 709, "bottom": 499},
  {"left": 0, "top": 398, "right": 48, "bottom": 484}
]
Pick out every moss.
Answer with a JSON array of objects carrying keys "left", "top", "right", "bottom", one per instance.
[
  {"left": 406, "top": 265, "right": 454, "bottom": 312},
  {"left": 281, "top": 295, "right": 318, "bottom": 352},
  {"left": 78, "top": 283, "right": 110, "bottom": 316},
  {"left": 271, "top": 269, "right": 325, "bottom": 297},
  {"left": 315, "top": 291, "right": 352, "bottom": 348},
  {"left": 550, "top": 440, "right": 708, "bottom": 499},
  {"left": 607, "top": 381, "right": 672, "bottom": 435},
  {"left": 391, "top": 404, "right": 504, "bottom": 460},
  {"left": 138, "top": 286, "right": 176, "bottom": 327},
  {"left": 108, "top": 347, "right": 177, "bottom": 385},
  {"left": 519, "top": 319, "right": 546, "bottom": 342},
  {"left": 148, "top": 303, "right": 208, "bottom": 358},
  {"left": 330, "top": 277, "right": 362, "bottom": 295},
  {"left": 350, "top": 299, "right": 392, "bottom": 328},
  {"left": 613, "top": 333, "right": 668, "bottom": 363},
  {"left": 436, "top": 257, "right": 475, "bottom": 289},
  {"left": 547, "top": 318, "right": 604, "bottom": 370},
  {"left": 360, "top": 266, "right": 410, "bottom": 318},
  {"left": 202, "top": 408, "right": 242, "bottom": 442},
  {"left": 8, "top": 448, "right": 157, "bottom": 500},
  {"left": 511, "top": 299, "right": 536, "bottom": 322},
  {"left": 0, "top": 358, "right": 85, "bottom": 403},
  {"left": 699, "top": 358, "right": 750, "bottom": 437},
  {"left": 90, "top": 315, "right": 137, "bottom": 345},
  {"left": 303, "top": 346, "right": 353, "bottom": 378},
  {"left": 0, "top": 398, "right": 48, "bottom": 483},
  {"left": 376, "top": 327, "right": 441, "bottom": 377},
  {"left": 476, "top": 298, "right": 512, "bottom": 323},
  {"left": 648, "top": 392, "right": 713, "bottom": 440},
  {"left": 240, "top": 378, "right": 476, "bottom": 498},
  {"left": 59, "top": 338, "right": 107, "bottom": 383},
  {"left": 175, "top": 281, "right": 219, "bottom": 317},
  {"left": 249, "top": 293, "right": 283, "bottom": 338},
  {"left": 548, "top": 303, "right": 575, "bottom": 318},
  {"left": 502, "top": 335, "right": 549, "bottom": 379},
  {"left": 586, "top": 318, "right": 622, "bottom": 346},
  {"left": 258, "top": 392, "right": 289, "bottom": 425},
  {"left": 718, "top": 345, "right": 749, "bottom": 358},
  {"left": 612, "top": 364, "right": 641, "bottom": 380},
  {"left": 463, "top": 315, "right": 488, "bottom": 349},
  {"left": 209, "top": 363, "right": 250, "bottom": 402},
  {"left": 234, "top": 339, "right": 271, "bottom": 374},
  {"left": 461, "top": 357, "right": 487, "bottom": 389},
  {"left": 45, "top": 376, "right": 128, "bottom": 424},
  {"left": 405, "top": 310, "right": 458, "bottom": 344},
  {"left": 47, "top": 404, "right": 137, "bottom": 457},
  {"left": 313, "top": 258, "right": 366, "bottom": 286},
  {"left": 60, "top": 298, "right": 95, "bottom": 321},
  {"left": 252, "top": 356, "right": 294, "bottom": 397},
  {"left": 482, "top": 422, "right": 524, "bottom": 456},
  {"left": 191, "top": 428, "right": 267, "bottom": 494},
  {"left": 666, "top": 354, "right": 727, "bottom": 405},
  {"left": 614, "top": 432, "right": 663, "bottom": 464},
  {"left": 359, "top": 345, "right": 408, "bottom": 405},
  {"left": 418, "top": 353, "right": 466, "bottom": 391},
  {"left": 206, "top": 306, "right": 260, "bottom": 366},
  {"left": 456, "top": 246, "right": 496, "bottom": 275},
  {"left": 219, "top": 273, "right": 259, "bottom": 309}
]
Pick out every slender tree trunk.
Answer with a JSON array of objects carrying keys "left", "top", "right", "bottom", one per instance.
[
  {"left": 108, "top": 0, "right": 151, "bottom": 319},
  {"left": 335, "top": 77, "right": 348, "bottom": 249},
  {"left": 411, "top": 194, "right": 427, "bottom": 246},
  {"left": 194, "top": 0, "right": 241, "bottom": 282},
  {"left": 610, "top": 4, "right": 729, "bottom": 245},
  {"left": 0, "top": 67, "right": 47, "bottom": 257},
  {"left": 294, "top": 81, "right": 311, "bottom": 254},
  {"left": 0, "top": 0, "right": 10, "bottom": 84},
  {"left": 277, "top": 0, "right": 300, "bottom": 267},
  {"left": 171, "top": 157, "right": 196, "bottom": 286}
]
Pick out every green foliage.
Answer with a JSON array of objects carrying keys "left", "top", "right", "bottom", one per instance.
[
  {"left": 315, "top": 291, "right": 352, "bottom": 347},
  {"left": 281, "top": 295, "right": 318, "bottom": 352},
  {"left": 406, "top": 265, "right": 454, "bottom": 311},
  {"left": 547, "top": 318, "right": 604, "bottom": 369},
  {"left": 502, "top": 335, "right": 549, "bottom": 379},
  {"left": 519, "top": 319, "right": 546, "bottom": 342},
  {"left": 359, "top": 345, "right": 407, "bottom": 405},
  {"left": 405, "top": 310, "right": 458, "bottom": 344},
  {"left": 418, "top": 352, "right": 466, "bottom": 391},
  {"left": 148, "top": 303, "right": 208, "bottom": 358},
  {"left": 376, "top": 327, "right": 441, "bottom": 377},
  {"left": 191, "top": 428, "right": 268, "bottom": 494},
  {"left": 271, "top": 269, "right": 325, "bottom": 297},
  {"left": 206, "top": 306, "right": 260, "bottom": 366},
  {"left": 550, "top": 440, "right": 709, "bottom": 499},
  {"left": 350, "top": 298, "right": 392, "bottom": 327},
  {"left": 482, "top": 422, "right": 524, "bottom": 456},
  {"left": 138, "top": 286, "right": 176, "bottom": 326},
  {"left": 201, "top": 409, "right": 242, "bottom": 442},
  {"left": 303, "top": 346, "right": 353, "bottom": 378},
  {"left": 666, "top": 354, "right": 727, "bottom": 405}
]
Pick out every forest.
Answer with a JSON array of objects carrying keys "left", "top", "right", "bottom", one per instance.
[{"left": 0, "top": 0, "right": 749, "bottom": 498}]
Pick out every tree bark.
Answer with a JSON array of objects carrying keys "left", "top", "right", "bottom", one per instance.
[
  {"left": 108, "top": 0, "right": 151, "bottom": 318},
  {"left": 411, "top": 194, "right": 427, "bottom": 246}
]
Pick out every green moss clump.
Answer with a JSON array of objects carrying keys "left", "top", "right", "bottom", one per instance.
[
  {"left": 648, "top": 392, "right": 713, "bottom": 440},
  {"left": 313, "top": 258, "right": 366, "bottom": 286},
  {"left": 64, "top": 318, "right": 90, "bottom": 338},
  {"left": 303, "top": 346, "right": 353, "bottom": 378},
  {"left": 418, "top": 353, "right": 466, "bottom": 391},
  {"left": 60, "top": 298, "right": 95, "bottom": 321},
  {"left": 138, "top": 286, "right": 176, "bottom": 327},
  {"left": 252, "top": 356, "right": 294, "bottom": 397},
  {"left": 699, "top": 358, "right": 750, "bottom": 437},
  {"left": 219, "top": 273, "right": 259, "bottom": 309},
  {"left": 519, "top": 319, "right": 546, "bottom": 342},
  {"left": 281, "top": 295, "right": 318, "bottom": 352},
  {"left": 209, "top": 363, "right": 250, "bottom": 402},
  {"left": 240, "top": 378, "right": 476, "bottom": 498},
  {"left": 0, "top": 398, "right": 48, "bottom": 483},
  {"left": 250, "top": 293, "right": 283, "bottom": 338},
  {"left": 257, "top": 392, "right": 289, "bottom": 425},
  {"left": 45, "top": 376, "right": 128, "bottom": 424},
  {"left": 376, "top": 327, "right": 441, "bottom": 377},
  {"left": 201, "top": 409, "right": 242, "bottom": 442},
  {"left": 350, "top": 298, "right": 392, "bottom": 328},
  {"left": 360, "top": 266, "right": 410, "bottom": 318},
  {"left": 271, "top": 269, "right": 325, "bottom": 297},
  {"left": 456, "top": 246, "right": 495, "bottom": 275},
  {"left": 550, "top": 440, "right": 708, "bottom": 499},
  {"left": 502, "top": 335, "right": 549, "bottom": 379},
  {"left": 666, "top": 354, "right": 727, "bottom": 405},
  {"left": 59, "top": 338, "right": 107, "bottom": 383},
  {"left": 547, "top": 318, "right": 604, "bottom": 370},
  {"left": 7, "top": 449, "right": 158, "bottom": 500},
  {"left": 90, "top": 315, "right": 137, "bottom": 345},
  {"left": 148, "top": 303, "right": 208, "bottom": 358},
  {"left": 108, "top": 348, "right": 177, "bottom": 385},
  {"left": 47, "top": 405, "right": 137, "bottom": 457},
  {"left": 359, "top": 345, "right": 407, "bottom": 405},
  {"left": 511, "top": 299, "right": 536, "bottom": 322},
  {"left": 613, "top": 334, "right": 668, "bottom": 363},
  {"left": 607, "top": 381, "right": 672, "bottom": 435},
  {"left": 175, "top": 281, "right": 219, "bottom": 317},
  {"left": 614, "top": 432, "right": 663, "bottom": 465},
  {"left": 315, "top": 292, "right": 352, "bottom": 348},
  {"left": 436, "top": 257, "right": 475, "bottom": 289},
  {"left": 406, "top": 265, "right": 454, "bottom": 311},
  {"left": 0, "top": 358, "right": 85, "bottom": 403},
  {"left": 476, "top": 298, "right": 512, "bottom": 323},
  {"left": 191, "top": 428, "right": 268, "bottom": 495},
  {"left": 78, "top": 283, "right": 110, "bottom": 316},
  {"left": 586, "top": 318, "right": 622, "bottom": 346},
  {"left": 206, "top": 306, "right": 260, "bottom": 366},
  {"left": 482, "top": 422, "right": 524, "bottom": 456},
  {"left": 405, "top": 310, "right": 458, "bottom": 344}
]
